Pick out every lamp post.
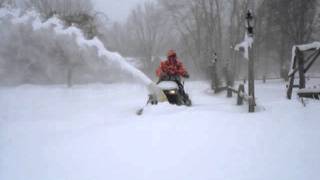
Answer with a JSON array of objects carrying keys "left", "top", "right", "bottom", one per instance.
[{"left": 246, "top": 10, "right": 255, "bottom": 112}]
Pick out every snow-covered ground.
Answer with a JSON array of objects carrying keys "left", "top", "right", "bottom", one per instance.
[{"left": 0, "top": 80, "right": 320, "bottom": 180}]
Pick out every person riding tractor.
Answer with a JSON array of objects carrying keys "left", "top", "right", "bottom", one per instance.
[
  {"left": 156, "top": 49, "right": 189, "bottom": 80},
  {"left": 155, "top": 50, "right": 191, "bottom": 106}
]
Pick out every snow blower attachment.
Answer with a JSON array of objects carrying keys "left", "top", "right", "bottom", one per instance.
[
  {"left": 136, "top": 83, "right": 168, "bottom": 116},
  {"left": 147, "top": 83, "right": 168, "bottom": 103},
  {"left": 156, "top": 80, "right": 192, "bottom": 106},
  {"left": 136, "top": 80, "right": 192, "bottom": 115},
  {"left": 151, "top": 77, "right": 192, "bottom": 105}
]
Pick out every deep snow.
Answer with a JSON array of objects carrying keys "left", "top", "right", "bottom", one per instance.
[{"left": 1, "top": 80, "right": 320, "bottom": 180}]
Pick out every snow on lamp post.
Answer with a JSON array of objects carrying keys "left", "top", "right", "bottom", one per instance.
[{"left": 235, "top": 9, "right": 256, "bottom": 112}]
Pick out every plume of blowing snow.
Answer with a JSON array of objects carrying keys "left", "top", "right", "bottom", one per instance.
[{"left": 0, "top": 6, "right": 166, "bottom": 101}]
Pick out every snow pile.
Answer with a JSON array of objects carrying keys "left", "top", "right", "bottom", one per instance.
[
  {"left": 235, "top": 33, "right": 254, "bottom": 60},
  {"left": 0, "top": 7, "right": 166, "bottom": 100},
  {"left": 289, "top": 42, "right": 320, "bottom": 76}
]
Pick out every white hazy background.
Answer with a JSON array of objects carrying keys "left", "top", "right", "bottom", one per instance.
[{"left": 92, "top": 0, "right": 146, "bottom": 22}]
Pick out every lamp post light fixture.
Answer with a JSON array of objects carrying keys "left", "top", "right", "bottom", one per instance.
[{"left": 246, "top": 10, "right": 254, "bottom": 37}]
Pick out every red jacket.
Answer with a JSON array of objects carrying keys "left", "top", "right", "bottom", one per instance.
[{"left": 156, "top": 59, "right": 188, "bottom": 77}]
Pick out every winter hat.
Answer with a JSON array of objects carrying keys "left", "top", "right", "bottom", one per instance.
[{"left": 167, "top": 49, "right": 176, "bottom": 57}]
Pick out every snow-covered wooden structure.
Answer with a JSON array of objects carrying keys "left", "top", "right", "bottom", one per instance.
[{"left": 287, "top": 42, "right": 320, "bottom": 99}]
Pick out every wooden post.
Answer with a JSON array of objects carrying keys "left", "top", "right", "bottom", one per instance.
[
  {"left": 237, "top": 84, "right": 245, "bottom": 105},
  {"left": 212, "top": 63, "right": 220, "bottom": 93},
  {"left": 248, "top": 45, "right": 255, "bottom": 112},
  {"left": 224, "top": 65, "right": 233, "bottom": 98},
  {"left": 287, "top": 75, "right": 295, "bottom": 99},
  {"left": 297, "top": 48, "right": 306, "bottom": 89},
  {"left": 210, "top": 55, "right": 220, "bottom": 92},
  {"left": 227, "top": 87, "right": 233, "bottom": 98},
  {"left": 287, "top": 53, "right": 296, "bottom": 99},
  {"left": 263, "top": 75, "right": 266, "bottom": 83},
  {"left": 248, "top": 96, "right": 254, "bottom": 111}
]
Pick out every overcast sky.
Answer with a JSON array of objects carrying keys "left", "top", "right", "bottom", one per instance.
[{"left": 92, "top": 0, "right": 144, "bottom": 22}]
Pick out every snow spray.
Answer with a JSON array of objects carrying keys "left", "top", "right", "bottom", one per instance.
[{"left": 0, "top": 7, "right": 167, "bottom": 102}]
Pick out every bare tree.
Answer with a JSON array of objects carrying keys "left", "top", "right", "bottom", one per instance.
[
  {"left": 0, "top": 0, "right": 15, "bottom": 7},
  {"left": 26, "top": 0, "right": 93, "bottom": 17},
  {"left": 159, "top": 0, "right": 227, "bottom": 76},
  {"left": 259, "top": 0, "right": 318, "bottom": 79},
  {"left": 228, "top": 0, "right": 249, "bottom": 79},
  {"left": 127, "top": 1, "right": 168, "bottom": 75},
  {"left": 102, "top": 0, "right": 320, "bottom": 79}
]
